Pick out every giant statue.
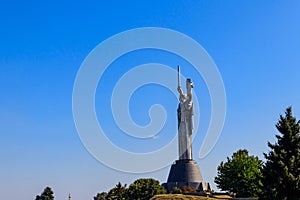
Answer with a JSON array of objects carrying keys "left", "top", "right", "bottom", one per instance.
[
  {"left": 163, "top": 65, "right": 210, "bottom": 193},
  {"left": 177, "top": 65, "right": 194, "bottom": 160}
]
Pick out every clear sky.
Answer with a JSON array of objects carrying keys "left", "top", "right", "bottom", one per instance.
[{"left": 1, "top": 1, "right": 300, "bottom": 200}]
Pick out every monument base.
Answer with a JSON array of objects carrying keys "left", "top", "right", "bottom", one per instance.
[{"left": 163, "top": 159, "right": 210, "bottom": 192}]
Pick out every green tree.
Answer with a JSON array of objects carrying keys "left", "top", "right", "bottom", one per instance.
[
  {"left": 261, "top": 107, "right": 300, "bottom": 200},
  {"left": 171, "top": 187, "right": 182, "bottom": 194},
  {"left": 35, "top": 187, "right": 54, "bottom": 200},
  {"left": 94, "top": 192, "right": 108, "bottom": 200},
  {"left": 35, "top": 196, "right": 42, "bottom": 200},
  {"left": 107, "top": 182, "right": 127, "bottom": 200},
  {"left": 126, "top": 178, "right": 166, "bottom": 200},
  {"left": 214, "top": 149, "right": 263, "bottom": 197}
]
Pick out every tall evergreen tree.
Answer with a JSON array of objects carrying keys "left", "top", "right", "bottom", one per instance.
[{"left": 261, "top": 107, "right": 300, "bottom": 200}]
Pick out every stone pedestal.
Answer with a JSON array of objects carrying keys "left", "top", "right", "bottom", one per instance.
[{"left": 163, "top": 159, "right": 210, "bottom": 192}]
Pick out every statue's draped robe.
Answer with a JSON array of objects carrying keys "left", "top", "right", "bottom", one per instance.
[{"left": 178, "top": 94, "right": 193, "bottom": 160}]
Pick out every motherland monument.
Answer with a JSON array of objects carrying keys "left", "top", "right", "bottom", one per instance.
[{"left": 163, "top": 66, "right": 210, "bottom": 192}]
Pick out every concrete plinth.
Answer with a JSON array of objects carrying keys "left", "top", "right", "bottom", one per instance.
[{"left": 163, "top": 159, "right": 210, "bottom": 192}]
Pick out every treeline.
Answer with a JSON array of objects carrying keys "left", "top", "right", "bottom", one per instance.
[
  {"left": 35, "top": 107, "right": 300, "bottom": 200},
  {"left": 94, "top": 178, "right": 166, "bottom": 200},
  {"left": 35, "top": 178, "right": 166, "bottom": 200},
  {"left": 214, "top": 107, "right": 300, "bottom": 199}
]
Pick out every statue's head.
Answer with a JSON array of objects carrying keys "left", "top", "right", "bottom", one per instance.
[{"left": 186, "top": 78, "right": 194, "bottom": 91}]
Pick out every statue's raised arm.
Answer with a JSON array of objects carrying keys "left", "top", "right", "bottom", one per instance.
[{"left": 177, "top": 66, "right": 194, "bottom": 160}]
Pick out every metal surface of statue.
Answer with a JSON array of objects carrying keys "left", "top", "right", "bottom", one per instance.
[
  {"left": 177, "top": 65, "right": 194, "bottom": 160},
  {"left": 163, "top": 65, "right": 210, "bottom": 193}
]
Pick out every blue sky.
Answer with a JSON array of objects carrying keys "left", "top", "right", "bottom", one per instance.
[{"left": 1, "top": 1, "right": 300, "bottom": 199}]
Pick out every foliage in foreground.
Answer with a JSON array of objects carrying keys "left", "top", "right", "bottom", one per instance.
[
  {"left": 94, "top": 192, "right": 108, "bottom": 200},
  {"left": 106, "top": 182, "right": 127, "bottom": 200},
  {"left": 35, "top": 186, "right": 54, "bottom": 200},
  {"left": 261, "top": 107, "right": 300, "bottom": 200},
  {"left": 94, "top": 178, "right": 166, "bottom": 200},
  {"left": 126, "top": 178, "right": 166, "bottom": 200},
  {"left": 150, "top": 194, "right": 216, "bottom": 200},
  {"left": 214, "top": 149, "right": 263, "bottom": 197}
]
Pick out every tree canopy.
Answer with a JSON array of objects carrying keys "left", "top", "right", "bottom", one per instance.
[
  {"left": 94, "top": 178, "right": 166, "bottom": 200},
  {"left": 261, "top": 107, "right": 300, "bottom": 199},
  {"left": 126, "top": 178, "right": 166, "bottom": 200},
  {"left": 35, "top": 187, "right": 54, "bottom": 200},
  {"left": 106, "top": 182, "right": 127, "bottom": 200},
  {"left": 214, "top": 149, "right": 263, "bottom": 197},
  {"left": 94, "top": 192, "right": 108, "bottom": 200}
]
